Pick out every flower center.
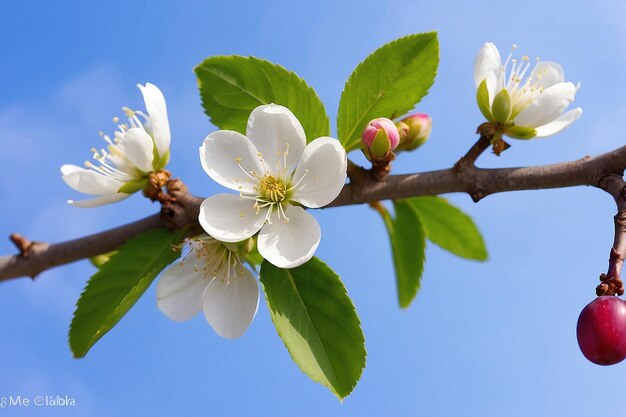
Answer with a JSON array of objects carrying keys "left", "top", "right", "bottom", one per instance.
[
  {"left": 260, "top": 175, "right": 288, "bottom": 204},
  {"left": 502, "top": 45, "right": 546, "bottom": 116},
  {"left": 86, "top": 107, "right": 154, "bottom": 181},
  {"left": 185, "top": 236, "right": 244, "bottom": 283}
]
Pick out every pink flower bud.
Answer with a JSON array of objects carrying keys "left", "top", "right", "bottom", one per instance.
[
  {"left": 396, "top": 113, "right": 432, "bottom": 152},
  {"left": 361, "top": 117, "right": 400, "bottom": 161}
]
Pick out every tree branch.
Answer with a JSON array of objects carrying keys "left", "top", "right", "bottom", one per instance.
[
  {"left": 2, "top": 142, "right": 626, "bottom": 282},
  {"left": 596, "top": 174, "right": 626, "bottom": 296}
]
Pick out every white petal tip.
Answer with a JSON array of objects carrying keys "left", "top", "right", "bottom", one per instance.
[{"left": 266, "top": 256, "right": 311, "bottom": 269}]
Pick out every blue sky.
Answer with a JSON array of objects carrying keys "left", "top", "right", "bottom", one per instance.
[{"left": 1, "top": 1, "right": 626, "bottom": 416}]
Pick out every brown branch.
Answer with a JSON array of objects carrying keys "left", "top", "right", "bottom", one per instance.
[
  {"left": 0, "top": 215, "right": 162, "bottom": 280},
  {"left": 596, "top": 174, "right": 626, "bottom": 296},
  {"left": 455, "top": 133, "right": 492, "bottom": 168},
  {"left": 329, "top": 143, "right": 626, "bottom": 207},
  {"left": 2, "top": 142, "right": 626, "bottom": 282},
  {"left": 0, "top": 179, "right": 203, "bottom": 282}
]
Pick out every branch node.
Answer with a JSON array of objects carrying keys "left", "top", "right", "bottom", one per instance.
[
  {"left": 159, "top": 178, "right": 200, "bottom": 232},
  {"left": 143, "top": 169, "right": 172, "bottom": 202},
  {"left": 10, "top": 233, "right": 34, "bottom": 257},
  {"left": 369, "top": 160, "right": 392, "bottom": 181},
  {"left": 346, "top": 160, "right": 369, "bottom": 184},
  {"left": 469, "top": 189, "right": 487, "bottom": 203}
]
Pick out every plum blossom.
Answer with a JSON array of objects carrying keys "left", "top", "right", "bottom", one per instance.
[
  {"left": 474, "top": 42, "right": 582, "bottom": 140},
  {"left": 198, "top": 104, "right": 347, "bottom": 269},
  {"left": 157, "top": 235, "right": 259, "bottom": 339},
  {"left": 61, "top": 83, "right": 171, "bottom": 207}
]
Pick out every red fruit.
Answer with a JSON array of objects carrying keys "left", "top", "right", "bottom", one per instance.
[{"left": 577, "top": 296, "right": 626, "bottom": 365}]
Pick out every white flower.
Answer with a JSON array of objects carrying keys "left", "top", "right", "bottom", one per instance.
[
  {"left": 198, "top": 104, "right": 347, "bottom": 269},
  {"left": 61, "top": 83, "right": 171, "bottom": 207},
  {"left": 156, "top": 235, "right": 259, "bottom": 339},
  {"left": 474, "top": 42, "right": 582, "bottom": 139}
]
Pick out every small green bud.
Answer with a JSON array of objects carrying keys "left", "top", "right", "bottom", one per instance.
[{"left": 396, "top": 113, "right": 432, "bottom": 152}]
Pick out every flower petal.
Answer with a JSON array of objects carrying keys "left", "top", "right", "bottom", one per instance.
[
  {"left": 514, "top": 82, "right": 577, "bottom": 128},
  {"left": 199, "top": 130, "right": 264, "bottom": 194},
  {"left": 137, "top": 83, "right": 170, "bottom": 158},
  {"left": 157, "top": 253, "right": 209, "bottom": 322},
  {"left": 202, "top": 267, "right": 259, "bottom": 339},
  {"left": 68, "top": 193, "right": 130, "bottom": 208},
  {"left": 257, "top": 205, "right": 320, "bottom": 268},
  {"left": 61, "top": 164, "right": 125, "bottom": 195},
  {"left": 474, "top": 42, "right": 503, "bottom": 89},
  {"left": 530, "top": 61, "right": 565, "bottom": 89},
  {"left": 119, "top": 128, "right": 155, "bottom": 173},
  {"left": 199, "top": 194, "right": 267, "bottom": 243},
  {"left": 291, "top": 137, "right": 347, "bottom": 208},
  {"left": 534, "top": 107, "right": 583, "bottom": 138},
  {"left": 246, "top": 104, "right": 306, "bottom": 177}
]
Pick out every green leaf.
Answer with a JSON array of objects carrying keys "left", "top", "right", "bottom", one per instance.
[
  {"left": 195, "top": 56, "right": 330, "bottom": 142},
  {"left": 406, "top": 196, "right": 488, "bottom": 261},
  {"left": 476, "top": 79, "right": 494, "bottom": 121},
  {"left": 337, "top": 32, "right": 439, "bottom": 152},
  {"left": 383, "top": 201, "right": 427, "bottom": 308},
  {"left": 260, "top": 258, "right": 366, "bottom": 400},
  {"left": 70, "top": 228, "right": 185, "bottom": 358}
]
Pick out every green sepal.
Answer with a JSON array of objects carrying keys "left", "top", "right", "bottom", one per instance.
[
  {"left": 155, "top": 149, "right": 170, "bottom": 170},
  {"left": 118, "top": 179, "right": 148, "bottom": 194},
  {"left": 476, "top": 79, "right": 494, "bottom": 122},
  {"left": 504, "top": 125, "right": 537, "bottom": 140},
  {"left": 369, "top": 129, "right": 392, "bottom": 157},
  {"left": 491, "top": 89, "right": 512, "bottom": 123},
  {"left": 240, "top": 237, "right": 264, "bottom": 271}
]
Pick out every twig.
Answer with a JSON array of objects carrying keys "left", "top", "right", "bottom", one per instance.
[
  {"left": 596, "top": 174, "right": 626, "bottom": 296},
  {"left": 455, "top": 134, "right": 492, "bottom": 169}
]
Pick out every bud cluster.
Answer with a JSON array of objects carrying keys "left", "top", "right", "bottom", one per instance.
[{"left": 361, "top": 113, "right": 432, "bottom": 164}]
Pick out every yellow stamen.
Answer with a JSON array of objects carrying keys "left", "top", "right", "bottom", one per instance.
[{"left": 260, "top": 175, "right": 287, "bottom": 204}]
